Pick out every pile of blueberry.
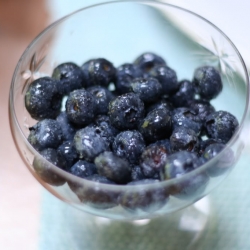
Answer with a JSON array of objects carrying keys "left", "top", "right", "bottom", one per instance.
[{"left": 25, "top": 52, "right": 238, "bottom": 211}]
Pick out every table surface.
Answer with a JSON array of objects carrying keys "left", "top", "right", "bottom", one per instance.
[{"left": 1, "top": 1, "right": 250, "bottom": 249}]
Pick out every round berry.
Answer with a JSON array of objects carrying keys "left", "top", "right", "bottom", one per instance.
[
  {"left": 170, "top": 127, "right": 199, "bottom": 153},
  {"left": 139, "top": 108, "right": 172, "bottom": 143},
  {"left": 69, "top": 160, "right": 97, "bottom": 178},
  {"left": 66, "top": 89, "right": 96, "bottom": 126},
  {"left": 57, "top": 141, "right": 78, "bottom": 170},
  {"left": 73, "top": 126, "right": 109, "bottom": 161},
  {"left": 134, "top": 52, "right": 166, "bottom": 73},
  {"left": 169, "top": 80, "right": 196, "bottom": 107},
  {"left": 140, "top": 144, "right": 169, "bottom": 180},
  {"left": 87, "top": 85, "right": 114, "bottom": 115},
  {"left": 112, "top": 130, "right": 146, "bottom": 165},
  {"left": 130, "top": 77, "right": 162, "bottom": 103},
  {"left": 193, "top": 66, "right": 222, "bottom": 100},
  {"left": 33, "top": 148, "right": 67, "bottom": 186},
  {"left": 25, "top": 77, "right": 62, "bottom": 120},
  {"left": 52, "top": 62, "right": 84, "bottom": 94},
  {"left": 149, "top": 65, "right": 179, "bottom": 96},
  {"left": 205, "top": 110, "right": 239, "bottom": 143},
  {"left": 171, "top": 107, "right": 203, "bottom": 135},
  {"left": 115, "top": 63, "right": 143, "bottom": 94},
  {"left": 108, "top": 93, "right": 144, "bottom": 130},
  {"left": 81, "top": 58, "right": 116, "bottom": 87},
  {"left": 95, "top": 151, "right": 131, "bottom": 184},
  {"left": 28, "top": 119, "right": 63, "bottom": 151}
]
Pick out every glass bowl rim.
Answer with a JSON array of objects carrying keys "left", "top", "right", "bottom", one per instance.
[{"left": 9, "top": 0, "right": 250, "bottom": 191}]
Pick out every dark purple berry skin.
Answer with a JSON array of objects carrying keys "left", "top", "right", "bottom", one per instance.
[
  {"left": 95, "top": 151, "right": 131, "bottom": 184},
  {"left": 139, "top": 144, "right": 169, "bottom": 180},
  {"left": 25, "top": 77, "right": 62, "bottom": 120},
  {"left": 201, "top": 143, "right": 234, "bottom": 177},
  {"left": 56, "top": 111, "right": 77, "bottom": 141},
  {"left": 187, "top": 99, "right": 215, "bottom": 123},
  {"left": 108, "top": 93, "right": 145, "bottom": 130},
  {"left": 33, "top": 148, "right": 67, "bottom": 186},
  {"left": 205, "top": 110, "right": 239, "bottom": 143},
  {"left": 81, "top": 58, "right": 116, "bottom": 88},
  {"left": 171, "top": 107, "right": 203, "bottom": 135},
  {"left": 170, "top": 127, "right": 199, "bottom": 153},
  {"left": 198, "top": 138, "right": 221, "bottom": 156},
  {"left": 119, "top": 179, "right": 169, "bottom": 213},
  {"left": 112, "top": 130, "right": 146, "bottom": 165},
  {"left": 164, "top": 151, "right": 209, "bottom": 199},
  {"left": 94, "top": 115, "right": 119, "bottom": 144},
  {"left": 28, "top": 119, "right": 63, "bottom": 151},
  {"left": 150, "top": 139, "right": 172, "bottom": 154},
  {"left": 66, "top": 89, "right": 96, "bottom": 126},
  {"left": 193, "top": 66, "right": 222, "bottom": 100},
  {"left": 149, "top": 65, "right": 179, "bottom": 96},
  {"left": 57, "top": 141, "right": 78, "bottom": 170},
  {"left": 134, "top": 52, "right": 166, "bottom": 74},
  {"left": 76, "top": 174, "right": 119, "bottom": 209},
  {"left": 146, "top": 98, "right": 173, "bottom": 114},
  {"left": 52, "top": 62, "right": 85, "bottom": 94},
  {"left": 87, "top": 85, "right": 114, "bottom": 115},
  {"left": 139, "top": 108, "right": 172, "bottom": 143},
  {"left": 69, "top": 160, "right": 97, "bottom": 178},
  {"left": 73, "top": 126, "right": 109, "bottom": 161},
  {"left": 169, "top": 80, "right": 196, "bottom": 107},
  {"left": 130, "top": 77, "right": 162, "bottom": 103},
  {"left": 115, "top": 63, "right": 143, "bottom": 94}
]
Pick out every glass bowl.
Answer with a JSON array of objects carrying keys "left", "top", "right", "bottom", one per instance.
[{"left": 9, "top": 0, "right": 249, "bottom": 221}]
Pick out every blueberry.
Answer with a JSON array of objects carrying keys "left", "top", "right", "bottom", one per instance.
[
  {"left": 130, "top": 77, "right": 162, "bottom": 103},
  {"left": 33, "top": 148, "right": 67, "bottom": 186},
  {"left": 28, "top": 119, "right": 63, "bottom": 151},
  {"left": 56, "top": 111, "right": 77, "bottom": 141},
  {"left": 149, "top": 65, "right": 179, "bottom": 96},
  {"left": 94, "top": 115, "right": 119, "bottom": 144},
  {"left": 187, "top": 99, "right": 216, "bottom": 123},
  {"left": 205, "top": 110, "right": 239, "bottom": 143},
  {"left": 131, "top": 165, "right": 146, "bottom": 181},
  {"left": 81, "top": 58, "right": 116, "bottom": 87},
  {"left": 66, "top": 89, "right": 96, "bottom": 126},
  {"left": 139, "top": 108, "right": 172, "bottom": 143},
  {"left": 139, "top": 144, "right": 169, "bottom": 180},
  {"left": 67, "top": 159, "right": 97, "bottom": 193},
  {"left": 87, "top": 85, "right": 114, "bottom": 115},
  {"left": 198, "top": 138, "right": 222, "bottom": 156},
  {"left": 95, "top": 151, "right": 131, "bottom": 184},
  {"left": 171, "top": 107, "right": 203, "bottom": 135},
  {"left": 115, "top": 63, "right": 143, "bottom": 94},
  {"left": 112, "top": 130, "right": 146, "bottom": 165},
  {"left": 73, "top": 126, "right": 109, "bottom": 161},
  {"left": 145, "top": 98, "right": 173, "bottom": 114},
  {"left": 201, "top": 143, "right": 234, "bottom": 177},
  {"left": 193, "top": 66, "right": 222, "bottom": 100},
  {"left": 52, "top": 62, "right": 85, "bottom": 94},
  {"left": 108, "top": 93, "right": 145, "bottom": 130},
  {"left": 169, "top": 80, "right": 196, "bottom": 107},
  {"left": 75, "top": 174, "right": 118, "bottom": 209},
  {"left": 134, "top": 52, "right": 166, "bottom": 74},
  {"left": 149, "top": 139, "right": 172, "bottom": 154},
  {"left": 25, "top": 77, "right": 62, "bottom": 120},
  {"left": 170, "top": 127, "right": 199, "bottom": 153},
  {"left": 119, "top": 179, "right": 169, "bottom": 213},
  {"left": 164, "top": 151, "right": 209, "bottom": 199},
  {"left": 69, "top": 160, "right": 97, "bottom": 178},
  {"left": 57, "top": 141, "right": 78, "bottom": 170}
]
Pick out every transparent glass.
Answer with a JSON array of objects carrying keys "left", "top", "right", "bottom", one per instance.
[{"left": 9, "top": 0, "right": 249, "bottom": 221}]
